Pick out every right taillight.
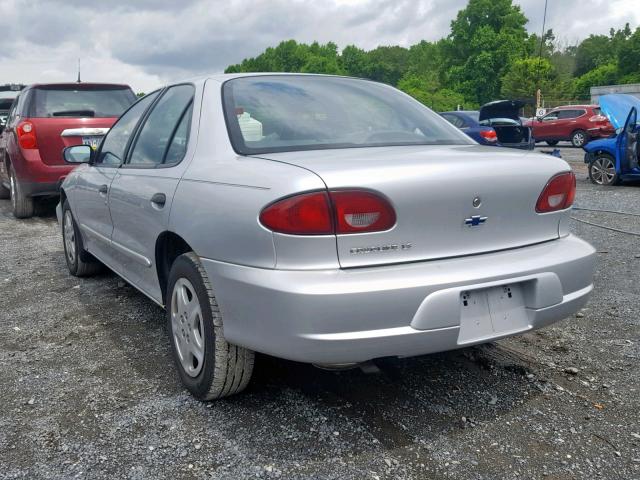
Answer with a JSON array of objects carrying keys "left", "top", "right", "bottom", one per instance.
[
  {"left": 589, "top": 115, "right": 607, "bottom": 123},
  {"left": 17, "top": 121, "right": 38, "bottom": 149},
  {"left": 536, "top": 172, "right": 576, "bottom": 213},
  {"left": 259, "top": 189, "right": 396, "bottom": 235},
  {"left": 479, "top": 129, "right": 498, "bottom": 142}
]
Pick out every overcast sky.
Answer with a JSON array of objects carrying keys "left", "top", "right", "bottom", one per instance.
[{"left": 0, "top": 0, "right": 637, "bottom": 92}]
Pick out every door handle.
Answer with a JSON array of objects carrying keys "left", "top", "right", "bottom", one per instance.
[
  {"left": 98, "top": 184, "right": 108, "bottom": 196},
  {"left": 150, "top": 192, "right": 166, "bottom": 208}
]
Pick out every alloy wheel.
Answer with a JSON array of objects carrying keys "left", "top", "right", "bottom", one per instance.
[
  {"left": 572, "top": 131, "right": 586, "bottom": 147},
  {"left": 591, "top": 157, "right": 616, "bottom": 185},
  {"left": 171, "top": 278, "right": 205, "bottom": 377},
  {"left": 63, "top": 210, "right": 76, "bottom": 264}
]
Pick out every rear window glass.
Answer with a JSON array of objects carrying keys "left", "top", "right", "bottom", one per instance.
[
  {"left": 31, "top": 86, "right": 136, "bottom": 118},
  {"left": 593, "top": 107, "right": 601, "bottom": 115},
  {"left": 222, "top": 76, "right": 472, "bottom": 155}
]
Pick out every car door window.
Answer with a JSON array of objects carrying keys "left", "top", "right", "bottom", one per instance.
[
  {"left": 96, "top": 91, "right": 159, "bottom": 166},
  {"left": 542, "top": 112, "right": 558, "bottom": 121},
  {"left": 127, "top": 85, "right": 195, "bottom": 167}
]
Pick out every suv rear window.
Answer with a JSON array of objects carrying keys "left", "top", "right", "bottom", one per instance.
[{"left": 31, "top": 86, "right": 136, "bottom": 118}]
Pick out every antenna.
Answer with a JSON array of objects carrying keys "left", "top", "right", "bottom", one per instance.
[{"left": 77, "top": 58, "right": 81, "bottom": 83}]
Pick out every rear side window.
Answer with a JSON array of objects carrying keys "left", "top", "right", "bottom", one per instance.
[
  {"left": 557, "top": 109, "right": 585, "bottom": 119},
  {"left": 127, "top": 84, "right": 194, "bottom": 167},
  {"left": 442, "top": 114, "right": 465, "bottom": 128},
  {"left": 30, "top": 86, "right": 136, "bottom": 118}
]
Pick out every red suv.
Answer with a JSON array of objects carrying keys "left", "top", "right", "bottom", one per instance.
[
  {"left": 527, "top": 105, "right": 615, "bottom": 148},
  {"left": 0, "top": 83, "right": 136, "bottom": 217}
]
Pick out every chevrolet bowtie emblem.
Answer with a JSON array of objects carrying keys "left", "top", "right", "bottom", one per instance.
[{"left": 464, "top": 215, "right": 488, "bottom": 227}]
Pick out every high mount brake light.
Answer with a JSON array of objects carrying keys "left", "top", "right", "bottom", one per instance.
[
  {"left": 17, "top": 121, "right": 38, "bottom": 149},
  {"left": 259, "top": 190, "right": 396, "bottom": 235},
  {"left": 536, "top": 172, "right": 576, "bottom": 213}
]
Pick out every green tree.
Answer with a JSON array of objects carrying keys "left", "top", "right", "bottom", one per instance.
[
  {"left": 500, "top": 57, "right": 556, "bottom": 99},
  {"left": 572, "top": 63, "right": 619, "bottom": 98},
  {"left": 444, "top": 0, "right": 529, "bottom": 104},
  {"left": 398, "top": 74, "right": 468, "bottom": 111}
]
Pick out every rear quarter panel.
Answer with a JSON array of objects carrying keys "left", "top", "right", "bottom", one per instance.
[{"left": 169, "top": 79, "right": 330, "bottom": 269}]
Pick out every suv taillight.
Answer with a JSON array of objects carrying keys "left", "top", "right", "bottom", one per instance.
[
  {"left": 260, "top": 190, "right": 396, "bottom": 235},
  {"left": 589, "top": 115, "right": 607, "bottom": 123},
  {"left": 536, "top": 172, "right": 576, "bottom": 213},
  {"left": 17, "top": 121, "right": 38, "bottom": 149}
]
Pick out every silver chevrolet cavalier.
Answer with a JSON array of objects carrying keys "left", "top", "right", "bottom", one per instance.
[{"left": 58, "top": 74, "right": 596, "bottom": 400}]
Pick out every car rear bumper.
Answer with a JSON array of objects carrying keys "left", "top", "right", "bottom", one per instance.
[
  {"left": 10, "top": 148, "right": 72, "bottom": 196},
  {"left": 202, "top": 235, "right": 596, "bottom": 364}
]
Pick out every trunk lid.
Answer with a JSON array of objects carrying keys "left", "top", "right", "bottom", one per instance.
[
  {"left": 30, "top": 117, "right": 115, "bottom": 165},
  {"left": 479, "top": 100, "right": 526, "bottom": 123},
  {"left": 257, "top": 145, "right": 570, "bottom": 268}
]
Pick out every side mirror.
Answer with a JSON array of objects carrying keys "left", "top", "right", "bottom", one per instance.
[{"left": 63, "top": 145, "right": 94, "bottom": 164}]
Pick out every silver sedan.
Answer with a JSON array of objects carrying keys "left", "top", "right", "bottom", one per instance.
[{"left": 57, "top": 74, "right": 596, "bottom": 400}]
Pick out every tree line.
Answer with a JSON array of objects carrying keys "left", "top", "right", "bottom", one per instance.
[{"left": 225, "top": 0, "right": 640, "bottom": 112}]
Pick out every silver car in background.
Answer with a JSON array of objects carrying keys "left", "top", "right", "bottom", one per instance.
[{"left": 58, "top": 74, "right": 596, "bottom": 400}]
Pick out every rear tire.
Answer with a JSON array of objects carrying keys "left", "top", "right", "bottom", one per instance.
[
  {"left": 571, "top": 130, "right": 587, "bottom": 148},
  {"left": 9, "top": 166, "right": 34, "bottom": 218},
  {"left": 546, "top": 140, "right": 559, "bottom": 146},
  {"left": 167, "top": 252, "right": 254, "bottom": 400},
  {"left": 588, "top": 154, "right": 619, "bottom": 186},
  {"left": 62, "top": 200, "right": 103, "bottom": 276}
]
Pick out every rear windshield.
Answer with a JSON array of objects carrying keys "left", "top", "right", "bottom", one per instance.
[
  {"left": 31, "top": 86, "right": 136, "bottom": 118},
  {"left": 593, "top": 107, "right": 601, "bottom": 116},
  {"left": 222, "top": 76, "right": 472, "bottom": 154}
]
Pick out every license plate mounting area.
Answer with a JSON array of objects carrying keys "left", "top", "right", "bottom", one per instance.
[{"left": 458, "top": 284, "right": 529, "bottom": 345}]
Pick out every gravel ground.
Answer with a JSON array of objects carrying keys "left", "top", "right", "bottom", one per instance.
[{"left": 1, "top": 146, "right": 639, "bottom": 479}]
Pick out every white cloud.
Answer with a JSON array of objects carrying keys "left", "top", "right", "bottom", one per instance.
[{"left": 0, "top": 0, "right": 637, "bottom": 92}]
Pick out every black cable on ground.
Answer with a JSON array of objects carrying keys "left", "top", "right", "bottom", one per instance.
[{"left": 573, "top": 206, "right": 640, "bottom": 218}]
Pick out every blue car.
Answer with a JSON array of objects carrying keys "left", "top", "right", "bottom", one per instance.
[
  {"left": 441, "top": 101, "right": 534, "bottom": 150},
  {"left": 583, "top": 94, "right": 640, "bottom": 185},
  {"left": 440, "top": 111, "right": 499, "bottom": 146}
]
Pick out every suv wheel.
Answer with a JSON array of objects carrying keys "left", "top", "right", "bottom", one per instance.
[
  {"left": 167, "top": 252, "right": 254, "bottom": 400},
  {"left": 571, "top": 130, "right": 587, "bottom": 148},
  {"left": 62, "top": 200, "right": 102, "bottom": 276},
  {"left": 9, "top": 166, "right": 34, "bottom": 218},
  {"left": 589, "top": 154, "right": 619, "bottom": 186}
]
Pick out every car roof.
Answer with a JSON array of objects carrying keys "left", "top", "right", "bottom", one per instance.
[
  {"left": 552, "top": 105, "right": 596, "bottom": 110},
  {"left": 26, "top": 82, "right": 133, "bottom": 89}
]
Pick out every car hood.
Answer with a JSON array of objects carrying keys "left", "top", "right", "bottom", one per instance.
[
  {"left": 479, "top": 100, "right": 526, "bottom": 122},
  {"left": 599, "top": 94, "right": 640, "bottom": 130}
]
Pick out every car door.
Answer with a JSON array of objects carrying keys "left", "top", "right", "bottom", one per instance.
[
  {"left": 73, "top": 92, "right": 160, "bottom": 271},
  {"left": 556, "top": 109, "right": 583, "bottom": 138},
  {"left": 617, "top": 107, "right": 638, "bottom": 173},
  {"left": 534, "top": 110, "right": 559, "bottom": 139},
  {"left": 108, "top": 84, "right": 196, "bottom": 302}
]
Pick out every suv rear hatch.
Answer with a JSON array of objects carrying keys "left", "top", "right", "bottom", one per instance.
[
  {"left": 25, "top": 84, "right": 136, "bottom": 165},
  {"left": 257, "top": 145, "right": 570, "bottom": 268}
]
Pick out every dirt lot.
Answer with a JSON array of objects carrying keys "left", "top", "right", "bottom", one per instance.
[{"left": 1, "top": 146, "right": 639, "bottom": 479}]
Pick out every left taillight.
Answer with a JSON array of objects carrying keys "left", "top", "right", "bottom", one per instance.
[
  {"left": 536, "top": 172, "right": 576, "bottom": 213},
  {"left": 17, "top": 121, "right": 38, "bottom": 149},
  {"left": 259, "top": 189, "right": 396, "bottom": 235}
]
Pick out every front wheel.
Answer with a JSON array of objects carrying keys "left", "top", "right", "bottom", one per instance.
[
  {"left": 589, "top": 155, "right": 619, "bottom": 186},
  {"left": 571, "top": 130, "right": 587, "bottom": 148},
  {"left": 167, "top": 252, "right": 254, "bottom": 400},
  {"left": 62, "top": 200, "right": 102, "bottom": 276}
]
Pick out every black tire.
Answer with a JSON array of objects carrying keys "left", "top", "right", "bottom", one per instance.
[
  {"left": 546, "top": 140, "right": 559, "bottom": 146},
  {"left": 571, "top": 130, "right": 587, "bottom": 148},
  {"left": 167, "top": 252, "right": 254, "bottom": 400},
  {"left": 61, "top": 200, "right": 103, "bottom": 276},
  {"left": 588, "top": 154, "right": 619, "bottom": 186},
  {"left": 9, "top": 165, "right": 34, "bottom": 218}
]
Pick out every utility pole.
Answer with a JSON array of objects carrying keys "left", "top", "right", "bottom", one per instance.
[{"left": 77, "top": 58, "right": 81, "bottom": 83}]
